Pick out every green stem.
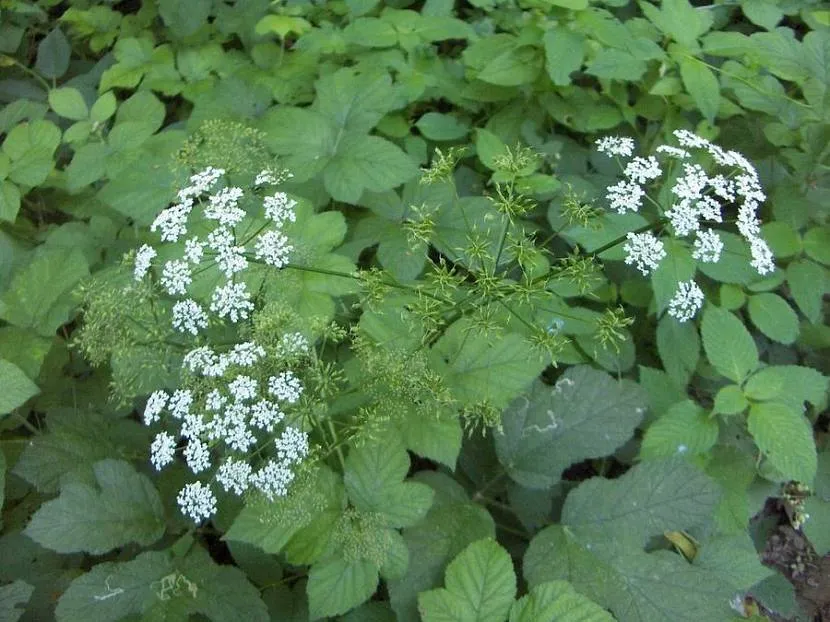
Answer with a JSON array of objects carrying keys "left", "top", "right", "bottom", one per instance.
[{"left": 4, "top": 56, "right": 50, "bottom": 92}]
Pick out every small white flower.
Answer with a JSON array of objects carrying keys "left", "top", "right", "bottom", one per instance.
[
  {"left": 254, "top": 230, "right": 292, "bottom": 268},
  {"left": 263, "top": 192, "right": 297, "bottom": 226},
  {"left": 208, "top": 228, "right": 248, "bottom": 277},
  {"left": 143, "top": 390, "right": 168, "bottom": 425},
  {"left": 277, "top": 333, "right": 310, "bottom": 357},
  {"left": 671, "top": 163, "right": 709, "bottom": 203},
  {"left": 184, "top": 439, "right": 211, "bottom": 474},
  {"left": 181, "top": 413, "right": 206, "bottom": 439},
  {"left": 150, "top": 432, "right": 176, "bottom": 470},
  {"left": 168, "top": 389, "right": 193, "bottom": 420},
  {"left": 606, "top": 180, "right": 645, "bottom": 214},
  {"left": 623, "top": 232, "right": 666, "bottom": 276},
  {"left": 160, "top": 260, "right": 192, "bottom": 296},
  {"left": 205, "top": 389, "right": 227, "bottom": 412},
  {"left": 665, "top": 200, "right": 701, "bottom": 237},
  {"left": 216, "top": 459, "right": 252, "bottom": 495},
  {"left": 151, "top": 201, "right": 192, "bottom": 243},
  {"left": 183, "top": 347, "right": 215, "bottom": 374},
  {"left": 695, "top": 196, "right": 722, "bottom": 223},
  {"left": 692, "top": 229, "right": 724, "bottom": 263},
  {"left": 254, "top": 170, "right": 277, "bottom": 186},
  {"left": 749, "top": 236, "right": 775, "bottom": 275},
  {"left": 708, "top": 175, "right": 735, "bottom": 202},
  {"left": 228, "top": 375, "right": 258, "bottom": 403},
  {"left": 250, "top": 460, "right": 295, "bottom": 500},
  {"left": 250, "top": 399, "right": 284, "bottom": 432},
  {"left": 178, "top": 167, "right": 225, "bottom": 202},
  {"left": 210, "top": 281, "right": 255, "bottom": 323},
  {"left": 624, "top": 156, "right": 662, "bottom": 184},
  {"left": 227, "top": 342, "right": 266, "bottom": 367},
  {"left": 673, "top": 129, "right": 711, "bottom": 150},
  {"left": 172, "top": 299, "right": 209, "bottom": 335},
  {"left": 668, "top": 280, "right": 705, "bottom": 322},
  {"left": 184, "top": 237, "right": 205, "bottom": 264},
  {"left": 595, "top": 136, "right": 635, "bottom": 158},
  {"left": 204, "top": 187, "right": 246, "bottom": 227},
  {"left": 737, "top": 201, "right": 761, "bottom": 239},
  {"left": 655, "top": 145, "right": 690, "bottom": 159},
  {"left": 274, "top": 426, "right": 309, "bottom": 464},
  {"left": 268, "top": 371, "right": 303, "bottom": 404},
  {"left": 134, "top": 245, "right": 157, "bottom": 281},
  {"left": 177, "top": 481, "right": 217, "bottom": 523}
]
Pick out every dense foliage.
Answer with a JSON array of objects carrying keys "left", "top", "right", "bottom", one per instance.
[{"left": 0, "top": 0, "right": 828, "bottom": 620}]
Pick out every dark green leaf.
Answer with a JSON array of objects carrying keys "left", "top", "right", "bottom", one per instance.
[
  {"left": 35, "top": 28, "right": 71, "bottom": 79},
  {"left": 701, "top": 306, "right": 758, "bottom": 382}
]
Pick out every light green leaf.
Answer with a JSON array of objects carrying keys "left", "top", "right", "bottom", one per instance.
[
  {"left": 803, "top": 227, "right": 830, "bottom": 265},
  {"left": 713, "top": 384, "right": 748, "bottom": 415},
  {"left": 90, "top": 91, "right": 117, "bottom": 123},
  {"left": 748, "top": 402, "right": 817, "bottom": 484},
  {"left": 314, "top": 69, "right": 397, "bottom": 134},
  {"left": 159, "top": 0, "right": 211, "bottom": 36},
  {"left": 802, "top": 497, "right": 830, "bottom": 556},
  {"left": 0, "top": 181, "right": 21, "bottom": 222},
  {"left": 48, "top": 88, "right": 89, "bottom": 120},
  {"left": 415, "top": 113, "right": 469, "bottom": 141},
  {"left": 24, "top": 459, "right": 164, "bottom": 555},
  {"left": 66, "top": 142, "right": 110, "bottom": 191},
  {"left": 747, "top": 293, "right": 799, "bottom": 344},
  {"left": 0, "top": 580, "right": 33, "bottom": 622},
  {"left": 701, "top": 306, "right": 758, "bottom": 382},
  {"left": 640, "top": 400, "right": 719, "bottom": 460},
  {"left": 475, "top": 128, "right": 508, "bottom": 170},
  {"left": 786, "top": 259, "right": 825, "bottom": 323},
  {"left": 697, "top": 231, "right": 758, "bottom": 284},
  {"left": 2, "top": 120, "right": 61, "bottom": 187},
  {"left": 561, "top": 458, "right": 720, "bottom": 545},
  {"left": 418, "top": 539, "right": 516, "bottom": 622},
  {"left": 509, "top": 581, "right": 614, "bottom": 622},
  {"left": 343, "top": 18, "right": 398, "bottom": 48},
  {"left": 344, "top": 432, "right": 434, "bottom": 528},
  {"left": 399, "top": 408, "right": 462, "bottom": 470},
  {"left": 496, "top": 367, "right": 646, "bottom": 489},
  {"left": 678, "top": 56, "right": 720, "bottom": 123},
  {"left": 656, "top": 314, "right": 700, "bottom": 387},
  {"left": 1, "top": 246, "right": 88, "bottom": 336},
  {"left": 307, "top": 557, "right": 378, "bottom": 620},
  {"left": 586, "top": 49, "right": 647, "bottom": 81},
  {"left": 0, "top": 358, "right": 39, "bottom": 416},
  {"left": 640, "top": 0, "right": 713, "bottom": 46},
  {"left": 436, "top": 322, "right": 546, "bottom": 409}
]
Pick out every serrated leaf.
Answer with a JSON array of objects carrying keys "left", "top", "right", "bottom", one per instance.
[
  {"left": 562, "top": 458, "right": 721, "bottom": 545},
  {"left": 307, "top": 557, "right": 378, "bottom": 620},
  {"left": 509, "top": 581, "right": 614, "bottom": 622},
  {"left": 701, "top": 306, "right": 758, "bottom": 382},
  {"left": 399, "top": 408, "right": 462, "bottom": 470},
  {"left": 418, "top": 539, "right": 516, "bottom": 622},
  {"left": 656, "top": 315, "right": 700, "bottom": 387},
  {"left": 344, "top": 432, "right": 434, "bottom": 528},
  {"left": 803, "top": 226, "right": 830, "bottom": 265},
  {"left": 641, "top": 0, "right": 713, "bottom": 46},
  {"left": 694, "top": 534, "right": 774, "bottom": 591},
  {"left": 0, "top": 358, "right": 39, "bottom": 416},
  {"left": 496, "top": 367, "right": 646, "bottom": 489},
  {"left": 748, "top": 402, "right": 817, "bottom": 484},
  {"left": 678, "top": 56, "right": 720, "bottom": 123},
  {"left": 713, "top": 384, "right": 748, "bottom": 415},
  {"left": 786, "top": 260, "right": 825, "bottom": 323},
  {"left": 747, "top": 293, "right": 799, "bottom": 344},
  {"left": 640, "top": 400, "right": 718, "bottom": 460},
  {"left": 24, "top": 459, "right": 165, "bottom": 555}
]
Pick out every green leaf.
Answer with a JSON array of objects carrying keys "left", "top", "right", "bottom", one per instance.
[
  {"left": 678, "top": 56, "right": 720, "bottom": 123},
  {"left": 90, "top": 91, "right": 117, "bottom": 123},
  {"left": 639, "top": 400, "right": 719, "bottom": 460},
  {"left": 48, "top": 88, "right": 89, "bottom": 121},
  {"left": 701, "top": 306, "right": 758, "bottom": 382},
  {"left": 415, "top": 113, "right": 469, "bottom": 141},
  {"left": 1, "top": 247, "right": 88, "bottom": 336},
  {"left": 802, "top": 497, "right": 830, "bottom": 556},
  {"left": 656, "top": 314, "right": 700, "bottom": 387},
  {"left": 747, "top": 293, "right": 799, "bottom": 344},
  {"left": 343, "top": 18, "right": 398, "bottom": 48},
  {"left": 418, "top": 539, "right": 516, "bottom": 622},
  {"left": 697, "top": 231, "right": 758, "bottom": 284},
  {"left": 651, "top": 240, "right": 696, "bottom": 315},
  {"left": 586, "top": 49, "right": 648, "bottom": 81},
  {"left": 694, "top": 534, "right": 774, "bottom": 591},
  {"left": 475, "top": 128, "right": 508, "bottom": 170},
  {"left": 640, "top": 0, "right": 713, "bottom": 46},
  {"left": 496, "top": 367, "right": 646, "bottom": 489},
  {"left": 524, "top": 527, "right": 734, "bottom": 622},
  {"left": 35, "top": 27, "right": 71, "bottom": 79},
  {"left": 713, "top": 384, "right": 748, "bottom": 415},
  {"left": 25, "top": 459, "right": 165, "bottom": 555},
  {"left": 307, "top": 557, "right": 378, "bottom": 620},
  {"left": 0, "top": 358, "right": 39, "bottom": 416},
  {"left": 344, "top": 432, "right": 434, "bottom": 528},
  {"left": 561, "top": 458, "right": 721, "bottom": 545},
  {"left": 66, "top": 142, "right": 110, "bottom": 191},
  {"left": 0, "top": 580, "right": 33, "bottom": 622},
  {"left": 2, "top": 120, "right": 61, "bottom": 187},
  {"left": 158, "top": 0, "right": 211, "bottom": 36},
  {"left": 315, "top": 69, "right": 397, "bottom": 134},
  {"left": 323, "top": 133, "right": 418, "bottom": 204},
  {"left": 436, "top": 322, "right": 546, "bottom": 409},
  {"left": 803, "top": 226, "right": 830, "bottom": 265},
  {"left": 509, "top": 581, "right": 614, "bottom": 622},
  {"left": 399, "top": 408, "right": 462, "bottom": 470},
  {"left": 0, "top": 181, "right": 21, "bottom": 222},
  {"left": 786, "top": 260, "right": 825, "bottom": 323},
  {"left": 748, "top": 402, "right": 817, "bottom": 484},
  {"left": 388, "top": 474, "right": 496, "bottom": 622}
]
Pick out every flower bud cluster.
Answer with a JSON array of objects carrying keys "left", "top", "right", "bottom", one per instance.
[
  {"left": 596, "top": 130, "right": 775, "bottom": 322},
  {"left": 131, "top": 167, "right": 311, "bottom": 523}
]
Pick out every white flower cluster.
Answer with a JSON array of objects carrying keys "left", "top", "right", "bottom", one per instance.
[
  {"left": 133, "top": 167, "right": 298, "bottom": 336},
  {"left": 596, "top": 131, "right": 776, "bottom": 321},
  {"left": 133, "top": 167, "right": 312, "bottom": 523}
]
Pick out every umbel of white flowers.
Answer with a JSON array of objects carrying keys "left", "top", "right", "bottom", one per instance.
[
  {"left": 596, "top": 130, "right": 775, "bottom": 322},
  {"left": 132, "top": 166, "right": 310, "bottom": 523}
]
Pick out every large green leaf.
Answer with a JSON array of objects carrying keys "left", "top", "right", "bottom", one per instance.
[
  {"left": 656, "top": 315, "right": 700, "bottom": 388},
  {"left": 0, "top": 358, "right": 39, "bottom": 416},
  {"left": 344, "top": 432, "right": 434, "bottom": 528},
  {"left": 543, "top": 27, "right": 585, "bottom": 86},
  {"left": 24, "top": 459, "right": 165, "bottom": 555},
  {"left": 560, "top": 458, "right": 720, "bottom": 545},
  {"left": 639, "top": 400, "right": 719, "bottom": 460},
  {"left": 747, "top": 402, "right": 817, "bottom": 484},
  {"left": 2, "top": 120, "right": 61, "bottom": 187},
  {"left": 0, "top": 580, "right": 33, "bottom": 622},
  {"left": 678, "top": 56, "right": 720, "bottom": 123},
  {"left": 640, "top": 0, "right": 713, "bottom": 46},
  {"left": 307, "top": 557, "right": 379, "bottom": 621},
  {"left": 747, "top": 293, "right": 799, "bottom": 344},
  {"left": 314, "top": 69, "right": 398, "bottom": 134},
  {"left": 509, "top": 580, "right": 613, "bottom": 622},
  {"left": 418, "top": 539, "right": 516, "bottom": 622},
  {"left": 786, "top": 259, "right": 825, "bottom": 323},
  {"left": 495, "top": 367, "right": 646, "bottom": 489},
  {"left": 701, "top": 306, "right": 758, "bottom": 382}
]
